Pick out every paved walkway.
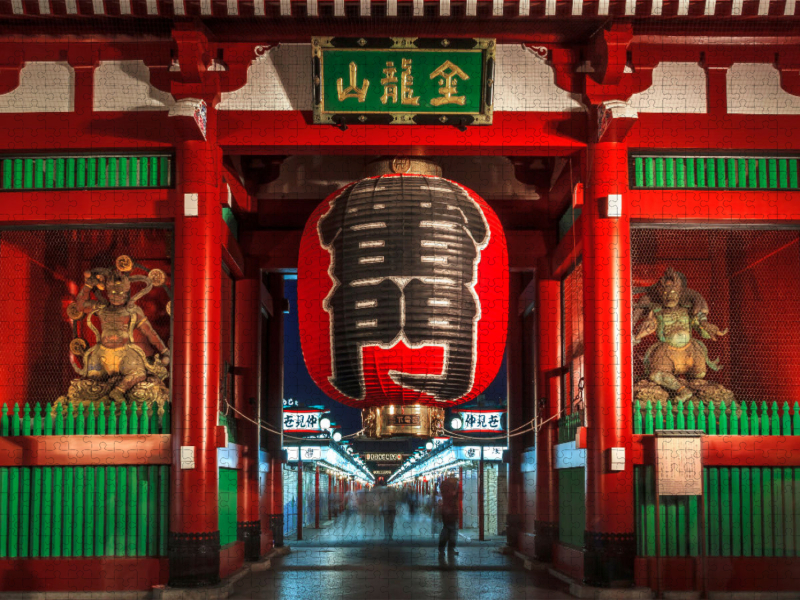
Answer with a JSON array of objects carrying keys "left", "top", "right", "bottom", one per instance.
[{"left": 229, "top": 513, "right": 573, "bottom": 600}]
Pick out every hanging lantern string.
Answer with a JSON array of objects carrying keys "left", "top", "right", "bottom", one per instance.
[
  {"left": 443, "top": 409, "right": 564, "bottom": 441},
  {"left": 222, "top": 399, "right": 366, "bottom": 442},
  {"left": 221, "top": 400, "right": 313, "bottom": 441}
]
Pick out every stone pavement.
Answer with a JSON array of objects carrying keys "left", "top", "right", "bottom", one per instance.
[{"left": 228, "top": 514, "right": 573, "bottom": 600}]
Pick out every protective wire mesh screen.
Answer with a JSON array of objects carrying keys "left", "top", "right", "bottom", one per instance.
[
  {"left": 561, "top": 261, "right": 584, "bottom": 416},
  {"left": 0, "top": 227, "right": 172, "bottom": 407},
  {"left": 631, "top": 227, "right": 800, "bottom": 407}
]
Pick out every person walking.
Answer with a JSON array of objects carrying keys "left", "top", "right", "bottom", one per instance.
[
  {"left": 438, "top": 476, "right": 459, "bottom": 556},
  {"left": 380, "top": 483, "right": 398, "bottom": 541}
]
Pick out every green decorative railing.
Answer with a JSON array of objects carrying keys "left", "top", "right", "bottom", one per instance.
[
  {"left": 557, "top": 411, "right": 583, "bottom": 443},
  {"left": 631, "top": 155, "right": 800, "bottom": 190},
  {"left": 0, "top": 155, "right": 172, "bottom": 191},
  {"left": 634, "top": 399, "right": 800, "bottom": 557},
  {"left": 0, "top": 401, "right": 170, "bottom": 558},
  {"left": 633, "top": 399, "right": 799, "bottom": 436}
]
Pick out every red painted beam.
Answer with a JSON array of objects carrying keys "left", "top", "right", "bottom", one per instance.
[
  {"left": 628, "top": 189, "right": 800, "bottom": 222},
  {"left": 222, "top": 163, "right": 255, "bottom": 214},
  {"left": 631, "top": 434, "right": 800, "bottom": 467},
  {"left": 0, "top": 558, "right": 168, "bottom": 592},
  {"left": 219, "top": 111, "right": 586, "bottom": 156},
  {"left": 0, "top": 189, "right": 173, "bottom": 224},
  {"left": 629, "top": 114, "right": 800, "bottom": 151},
  {"left": 636, "top": 557, "right": 800, "bottom": 592},
  {"left": 0, "top": 113, "right": 177, "bottom": 151},
  {"left": 0, "top": 434, "right": 171, "bottom": 466}
]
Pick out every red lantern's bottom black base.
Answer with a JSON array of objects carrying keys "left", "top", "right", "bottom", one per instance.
[
  {"left": 583, "top": 531, "right": 636, "bottom": 588},
  {"left": 362, "top": 405, "right": 445, "bottom": 438},
  {"left": 168, "top": 531, "right": 221, "bottom": 587}
]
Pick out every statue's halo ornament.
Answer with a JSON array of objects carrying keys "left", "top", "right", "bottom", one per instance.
[
  {"left": 116, "top": 255, "right": 134, "bottom": 272},
  {"left": 69, "top": 338, "right": 88, "bottom": 357},
  {"left": 148, "top": 268, "right": 167, "bottom": 287}
]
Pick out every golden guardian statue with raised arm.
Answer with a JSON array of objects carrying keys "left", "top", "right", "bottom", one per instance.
[{"left": 61, "top": 255, "right": 171, "bottom": 413}]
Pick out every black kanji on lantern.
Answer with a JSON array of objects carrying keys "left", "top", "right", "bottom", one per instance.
[{"left": 318, "top": 176, "right": 490, "bottom": 402}]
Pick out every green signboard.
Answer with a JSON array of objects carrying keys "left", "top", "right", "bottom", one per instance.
[{"left": 312, "top": 37, "right": 495, "bottom": 126}]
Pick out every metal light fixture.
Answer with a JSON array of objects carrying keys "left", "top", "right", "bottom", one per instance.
[
  {"left": 320, "top": 417, "right": 331, "bottom": 430},
  {"left": 450, "top": 417, "right": 463, "bottom": 430},
  {"left": 332, "top": 431, "right": 342, "bottom": 442},
  {"left": 425, "top": 441, "right": 434, "bottom": 451}
]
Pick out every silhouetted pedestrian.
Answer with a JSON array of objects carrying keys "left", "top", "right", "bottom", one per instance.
[{"left": 437, "top": 476, "right": 459, "bottom": 555}]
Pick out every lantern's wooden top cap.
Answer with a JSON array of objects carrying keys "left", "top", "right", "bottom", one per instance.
[{"left": 367, "top": 157, "right": 442, "bottom": 178}]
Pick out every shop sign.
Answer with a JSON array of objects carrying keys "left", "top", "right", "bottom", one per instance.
[
  {"left": 483, "top": 446, "right": 505, "bottom": 461},
  {"left": 373, "top": 470, "right": 393, "bottom": 475},
  {"left": 459, "top": 446, "right": 482, "bottom": 460},
  {"left": 456, "top": 446, "right": 505, "bottom": 460},
  {"left": 300, "top": 446, "right": 323, "bottom": 461},
  {"left": 312, "top": 37, "right": 495, "bottom": 126},
  {"left": 459, "top": 410, "right": 505, "bottom": 432},
  {"left": 286, "top": 447, "right": 299, "bottom": 461},
  {"left": 283, "top": 410, "right": 326, "bottom": 432},
  {"left": 364, "top": 453, "right": 404, "bottom": 462}
]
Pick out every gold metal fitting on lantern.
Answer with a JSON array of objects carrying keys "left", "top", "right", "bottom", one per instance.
[{"left": 361, "top": 405, "right": 445, "bottom": 439}]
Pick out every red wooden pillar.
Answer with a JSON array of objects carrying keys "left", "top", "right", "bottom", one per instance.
[
  {"left": 458, "top": 467, "right": 464, "bottom": 529},
  {"left": 315, "top": 464, "right": 320, "bottom": 529},
  {"left": 534, "top": 271, "right": 561, "bottom": 561},
  {"left": 297, "top": 460, "right": 304, "bottom": 541},
  {"left": 478, "top": 456, "right": 485, "bottom": 541},
  {"left": 235, "top": 272, "right": 261, "bottom": 561},
  {"left": 327, "top": 474, "right": 332, "bottom": 518},
  {"left": 169, "top": 118, "right": 224, "bottom": 587},
  {"left": 582, "top": 140, "right": 635, "bottom": 587},
  {"left": 266, "top": 275, "right": 285, "bottom": 548},
  {"left": 506, "top": 272, "right": 525, "bottom": 548}
]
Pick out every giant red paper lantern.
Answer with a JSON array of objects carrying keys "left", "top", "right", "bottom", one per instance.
[{"left": 298, "top": 173, "right": 508, "bottom": 416}]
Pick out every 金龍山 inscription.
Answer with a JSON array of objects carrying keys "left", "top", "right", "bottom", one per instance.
[{"left": 313, "top": 38, "right": 494, "bottom": 126}]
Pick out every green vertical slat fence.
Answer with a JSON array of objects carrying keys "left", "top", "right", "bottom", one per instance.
[
  {"left": 634, "top": 399, "right": 800, "bottom": 557},
  {"left": 0, "top": 155, "right": 173, "bottom": 191},
  {"left": 0, "top": 401, "right": 169, "bottom": 557},
  {"left": 631, "top": 156, "right": 800, "bottom": 190}
]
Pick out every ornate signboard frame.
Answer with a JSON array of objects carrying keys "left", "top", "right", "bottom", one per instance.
[{"left": 312, "top": 37, "right": 495, "bottom": 126}]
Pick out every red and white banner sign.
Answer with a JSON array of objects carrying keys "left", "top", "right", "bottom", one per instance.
[
  {"left": 283, "top": 410, "right": 326, "bottom": 432},
  {"left": 458, "top": 410, "right": 505, "bottom": 432}
]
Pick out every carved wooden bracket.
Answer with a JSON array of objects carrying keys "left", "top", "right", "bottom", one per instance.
[
  {"left": 587, "top": 23, "right": 633, "bottom": 87},
  {"left": 149, "top": 25, "right": 267, "bottom": 105},
  {"left": 526, "top": 37, "right": 657, "bottom": 106}
]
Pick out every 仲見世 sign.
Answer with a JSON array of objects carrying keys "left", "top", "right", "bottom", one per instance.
[
  {"left": 283, "top": 410, "right": 326, "bottom": 432},
  {"left": 459, "top": 410, "right": 505, "bottom": 432},
  {"left": 312, "top": 37, "right": 495, "bottom": 126}
]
